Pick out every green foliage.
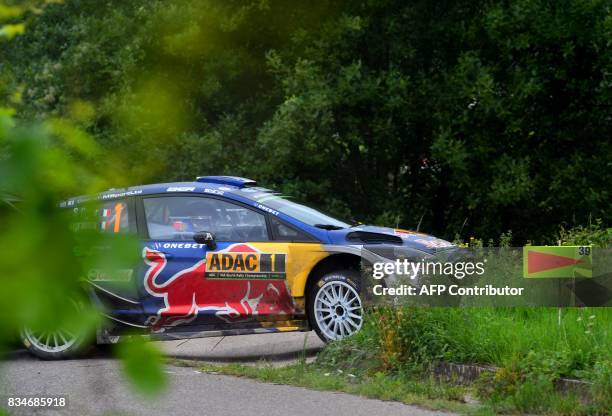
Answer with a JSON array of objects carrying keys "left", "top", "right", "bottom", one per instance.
[
  {"left": 116, "top": 337, "right": 166, "bottom": 395},
  {"left": 559, "top": 219, "right": 612, "bottom": 247},
  {"left": 1, "top": 0, "right": 609, "bottom": 242},
  {"left": 478, "top": 352, "right": 607, "bottom": 415},
  {"left": 590, "top": 360, "right": 612, "bottom": 410},
  {"left": 3, "top": 1, "right": 608, "bottom": 409},
  {"left": 480, "top": 374, "right": 588, "bottom": 414},
  {"left": 325, "top": 306, "right": 611, "bottom": 413},
  {"left": 0, "top": 120, "right": 97, "bottom": 342},
  {"left": 0, "top": 114, "right": 164, "bottom": 392},
  {"left": 0, "top": 3, "right": 23, "bottom": 41}
]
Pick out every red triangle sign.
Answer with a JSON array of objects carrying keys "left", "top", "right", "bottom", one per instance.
[{"left": 528, "top": 251, "right": 583, "bottom": 274}]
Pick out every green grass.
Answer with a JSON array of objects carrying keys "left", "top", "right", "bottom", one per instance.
[
  {"left": 445, "top": 308, "right": 608, "bottom": 373},
  {"left": 349, "top": 307, "right": 610, "bottom": 378},
  {"left": 322, "top": 306, "right": 611, "bottom": 414},
  {"left": 171, "top": 307, "right": 611, "bottom": 415},
  {"left": 186, "top": 357, "right": 602, "bottom": 416},
  {"left": 191, "top": 360, "right": 472, "bottom": 414}
]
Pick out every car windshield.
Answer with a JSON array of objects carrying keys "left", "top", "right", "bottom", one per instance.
[{"left": 238, "top": 189, "right": 350, "bottom": 229}]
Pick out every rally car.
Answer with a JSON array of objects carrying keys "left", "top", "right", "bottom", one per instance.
[{"left": 21, "top": 176, "right": 455, "bottom": 359}]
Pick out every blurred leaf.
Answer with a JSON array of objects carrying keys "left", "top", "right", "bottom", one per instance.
[
  {"left": 0, "top": 23, "right": 25, "bottom": 39},
  {"left": 0, "top": 0, "right": 166, "bottom": 398},
  {"left": 68, "top": 99, "right": 95, "bottom": 124},
  {"left": 0, "top": 5, "right": 22, "bottom": 20},
  {"left": 116, "top": 337, "right": 167, "bottom": 395},
  {"left": 0, "top": 114, "right": 163, "bottom": 392},
  {"left": 46, "top": 118, "right": 101, "bottom": 157},
  {"left": 0, "top": 109, "right": 15, "bottom": 134}
]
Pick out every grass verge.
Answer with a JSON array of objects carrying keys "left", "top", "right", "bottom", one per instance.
[
  {"left": 188, "top": 359, "right": 473, "bottom": 414},
  {"left": 174, "top": 306, "right": 610, "bottom": 415},
  {"left": 320, "top": 306, "right": 611, "bottom": 415}
]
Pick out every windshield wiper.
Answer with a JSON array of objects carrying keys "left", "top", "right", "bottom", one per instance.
[{"left": 314, "top": 224, "right": 345, "bottom": 230}]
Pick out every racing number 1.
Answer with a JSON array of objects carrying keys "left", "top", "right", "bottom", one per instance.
[{"left": 113, "top": 202, "right": 123, "bottom": 233}]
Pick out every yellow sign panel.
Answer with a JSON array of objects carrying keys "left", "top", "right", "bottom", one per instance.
[{"left": 206, "top": 252, "right": 286, "bottom": 280}]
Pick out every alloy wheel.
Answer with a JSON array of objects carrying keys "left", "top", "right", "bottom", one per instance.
[
  {"left": 22, "top": 328, "right": 78, "bottom": 354},
  {"left": 314, "top": 280, "right": 363, "bottom": 341}
]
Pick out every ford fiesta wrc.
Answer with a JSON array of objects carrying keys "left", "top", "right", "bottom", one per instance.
[{"left": 22, "top": 176, "right": 457, "bottom": 359}]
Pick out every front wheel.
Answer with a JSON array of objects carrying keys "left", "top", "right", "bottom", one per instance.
[{"left": 308, "top": 270, "right": 364, "bottom": 342}]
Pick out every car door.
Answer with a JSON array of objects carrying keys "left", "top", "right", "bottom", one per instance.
[
  {"left": 138, "top": 194, "right": 295, "bottom": 332},
  {"left": 78, "top": 197, "right": 145, "bottom": 327}
]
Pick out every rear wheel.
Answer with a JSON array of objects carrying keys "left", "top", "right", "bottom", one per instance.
[
  {"left": 308, "top": 270, "right": 364, "bottom": 342},
  {"left": 21, "top": 327, "right": 83, "bottom": 360},
  {"left": 21, "top": 299, "right": 88, "bottom": 360}
]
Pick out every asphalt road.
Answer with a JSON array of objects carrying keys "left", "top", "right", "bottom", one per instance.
[
  {"left": 155, "top": 330, "right": 326, "bottom": 365},
  {"left": 1, "top": 332, "right": 454, "bottom": 416}
]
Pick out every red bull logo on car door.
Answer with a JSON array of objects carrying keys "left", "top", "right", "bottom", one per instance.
[{"left": 142, "top": 243, "right": 295, "bottom": 332}]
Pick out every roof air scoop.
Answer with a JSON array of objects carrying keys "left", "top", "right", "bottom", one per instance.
[{"left": 195, "top": 176, "right": 257, "bottom": 188}]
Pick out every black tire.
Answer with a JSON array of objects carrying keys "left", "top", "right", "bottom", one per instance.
[{"left": 307, "top": 269, "right": 364, "bottom": 343}]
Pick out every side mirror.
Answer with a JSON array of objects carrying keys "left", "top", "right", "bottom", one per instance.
[{"left": 193, "top": 231, "right": 217, "bottom": 250}]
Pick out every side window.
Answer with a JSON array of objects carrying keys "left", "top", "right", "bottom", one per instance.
[
  {"left": 69, "top": 200, "right": 131, "bottom": 233},
  {"left": 143, "top": 196, "right": 269, "bottom": 242},
  {"left": 269, "top": 216, "right": 315, "bottom": 242},
  {"left": 98, "top": 200, "right": 129, "bottom": 233}
]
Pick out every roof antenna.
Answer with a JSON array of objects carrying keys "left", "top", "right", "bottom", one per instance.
[
  {"left": 416, "top": 214, "right": 424, "bottom": 232},
  {"left": 458, "top": 217, "right": 468, "bottom": 236}
]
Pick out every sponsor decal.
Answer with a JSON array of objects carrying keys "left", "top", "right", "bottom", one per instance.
[
  {"left": 206, "top": 251, "right": 286, "bottom": 280},
  {"left": 152, "top": 242, "right": 206, "bottom": 249},
  {"left": 255, "top": 203, "right": 279, "bottom": 216},
  {"left": 100, "top": 189, "right": 142, "bottom": 200},
  {"left": 394, "top": 228, "right": 427, "bottom": 237},
  {"left": 413, "top": 238, "right": 454, "bottom": 249},
  {"left": 142, "top": 243, "right": 294, "bottom": 332},
  {"left": 167, "top": 186, "right": 195, "bottom": 192},
  {"left": 203, "top": 188, "right": 224, "bottom": 195},
  {"left": 88, "top": 269, "right": 133, "bottom": 282},
  {"left": 60, "top": 200, "right": 76, "bottom": 208}
]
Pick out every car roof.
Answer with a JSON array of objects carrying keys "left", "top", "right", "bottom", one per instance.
[
  {"left": 62, "top": 177, "right": 271, "bottom": 205},
  {"left": 60, "top": 176, "right": 331, "bottom": 242}
]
